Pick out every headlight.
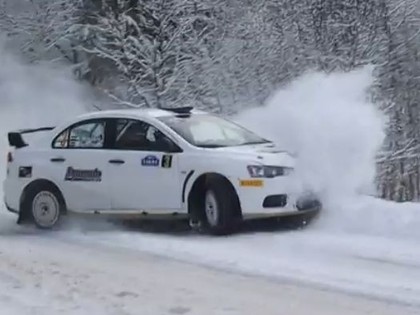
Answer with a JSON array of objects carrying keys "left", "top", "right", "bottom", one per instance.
[{"left": 247, "top": 165, "right": 293, "bottom": 178}]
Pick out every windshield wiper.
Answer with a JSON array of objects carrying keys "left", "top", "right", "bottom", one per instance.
[
  {"left": 197, "top": 144, "right": 226, "bottom": 148},
  {"left": 239, "top": 140, "right": 271, "bottom": 146}
]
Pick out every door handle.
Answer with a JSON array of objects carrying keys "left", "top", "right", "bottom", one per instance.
[
  {"left": 50, "top": 157, "right": 66, "bottom": 162},
  {"left": 109, "top": 159, "right": 125, "bottom": 165}
]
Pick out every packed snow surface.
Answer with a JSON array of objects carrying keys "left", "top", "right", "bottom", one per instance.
[{"left": 1, "top": 41, "right": 420, "bottom": 314}]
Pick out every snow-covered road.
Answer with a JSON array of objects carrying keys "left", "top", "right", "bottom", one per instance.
[
  {"left": 0, "top": 210, "right": 419, "bottom": 315},
  {"left": 52, "top": 202, "right": 420, "bottom": 308}
]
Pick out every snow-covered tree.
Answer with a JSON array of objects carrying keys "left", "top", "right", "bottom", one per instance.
[
  {"left": 0, "top": 0, "right": 82, "bottom": 64},
  {"left": 375, "top": 0, "right": 420, "bottom": 201},
  {"left": 307, "top": 0, "right": 390, "bottom": 71},
  {"left": 74, "top": 0, "right": 221, "bottom": 108}
]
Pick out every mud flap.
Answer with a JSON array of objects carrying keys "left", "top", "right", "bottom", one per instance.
[
  {"left": 16, "top": 212, "right": 24, "bottom": 225},
  {"left": 16, "top": 207, "right": 31, "bottom": 225}
]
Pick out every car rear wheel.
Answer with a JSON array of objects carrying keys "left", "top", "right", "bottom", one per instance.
[
  {"left": 202, "top": 179, "right": 241, "bottom": 235},
  {"left": 24, "top": 184, "right": 64, "bottom": 229}
]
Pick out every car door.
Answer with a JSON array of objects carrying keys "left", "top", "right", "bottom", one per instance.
[
  {"left": 50, "top": 118, "right": 112, "bottom": 211},
  {"left": 107, "top": 118, "right": 183, "bottom": 212}
]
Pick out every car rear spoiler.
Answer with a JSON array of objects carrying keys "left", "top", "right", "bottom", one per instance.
[{"left": 8, "top": 127, "right": 55, "bottom": 149}]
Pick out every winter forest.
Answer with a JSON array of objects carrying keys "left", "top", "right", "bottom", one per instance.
[{"left": 1, "top": 0, "right": 420, "bottom": 202}]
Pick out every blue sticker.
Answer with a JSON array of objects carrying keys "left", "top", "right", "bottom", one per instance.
[{"left": 141, "top": 155, "right": 160, "bottom": 167}]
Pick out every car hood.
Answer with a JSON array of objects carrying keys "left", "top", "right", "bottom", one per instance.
[{"left": 214, "top": 144, "right": 295, "bottom": 167}]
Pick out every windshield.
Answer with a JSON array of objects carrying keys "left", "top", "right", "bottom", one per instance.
[{"left": 158, "top": 114, "right": 270, "bottom": 148}]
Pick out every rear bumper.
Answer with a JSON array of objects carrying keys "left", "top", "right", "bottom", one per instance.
[{"left": 3, "top": 178, "right": 21, "bottom": 213}]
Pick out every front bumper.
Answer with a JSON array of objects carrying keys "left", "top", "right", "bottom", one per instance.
[
  {"left": 241, "top": 205, "right": 321, "bottom": 220},
  {"left": 234, "top": 175, "right": 321, "bottom": 216}
]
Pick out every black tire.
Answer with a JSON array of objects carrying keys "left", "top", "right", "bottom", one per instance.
[
  {"left": 22, "top": 182, "right": 65, "bottom": 229},
  {"left": 202, "top": 178, "right": 241, "bottom": 235}
]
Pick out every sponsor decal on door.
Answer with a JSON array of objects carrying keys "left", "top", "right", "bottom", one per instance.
[{"left": 65, "top": 167, "right": 102, "bottom": 182}]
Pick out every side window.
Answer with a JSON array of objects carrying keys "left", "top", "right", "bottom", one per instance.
[
  {"left": 53, "top": 129, "right": 70, "bottom": 148},
  {"left": 53, "top": 120, "right": 106, "bottom": 149},
  {"left": 114, "top": 119, "right": 174, "bottom": 151}
]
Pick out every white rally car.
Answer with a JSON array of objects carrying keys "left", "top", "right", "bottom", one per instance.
[{"left": 3, "top": 107, "right": 321, "bottom": 234}]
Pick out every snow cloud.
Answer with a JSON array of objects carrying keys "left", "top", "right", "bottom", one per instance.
[
  {"left": 0, "top": 38, "right": 90, "bottom": 195},
  {"left": 236, "top": 66, "right": 386, "bottom": 204}
]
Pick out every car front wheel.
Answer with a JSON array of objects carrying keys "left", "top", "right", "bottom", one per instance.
[{"left": 202, "top": 179, "right": 241, "bottom": 235}]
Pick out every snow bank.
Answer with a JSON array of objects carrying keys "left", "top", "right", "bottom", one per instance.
[{"left": 317, "top": 195, "right": 420, "bottom": 238}]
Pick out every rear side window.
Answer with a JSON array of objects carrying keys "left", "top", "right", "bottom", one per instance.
[
  {"left": 53, "top": 120, "right": 106, "bottom": 149},
  {"left": 53, "top": 129, "right": 70, "bottom": 148}
]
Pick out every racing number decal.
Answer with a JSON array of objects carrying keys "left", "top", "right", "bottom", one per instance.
[{"left": 161, "top": 155, "right": 173, "bottom": 168}]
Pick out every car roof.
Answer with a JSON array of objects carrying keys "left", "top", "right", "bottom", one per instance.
[{"left": 75, "top": 107, "right": 207, "bottom": 121}]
